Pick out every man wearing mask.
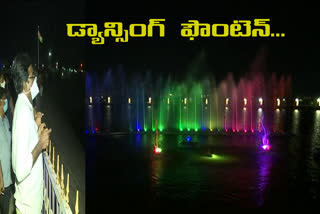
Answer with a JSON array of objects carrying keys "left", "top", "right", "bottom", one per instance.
[
  {"left": 0, "top": 87, "right": 13, "bottom": 214},
  {"left": 11, "top": 53, "right": 52, "bottom": 214},
  {"left": 0, "top": 72, "right": 15, "bottom": 128}
]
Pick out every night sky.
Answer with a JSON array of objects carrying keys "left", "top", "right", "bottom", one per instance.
[{"left": 0, "top": 1, "right": 318, "bottom": 96}]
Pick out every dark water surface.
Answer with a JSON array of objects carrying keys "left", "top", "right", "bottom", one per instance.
[{"left": 86, "top": 109, "right": 320, "bottom": 211}]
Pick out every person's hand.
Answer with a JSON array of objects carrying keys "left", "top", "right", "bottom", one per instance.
[
  {"left": 0, "top": 177, "right": 4, "bottom": 195},
  {"left": 38, "top": 123, "right": 46, "bottom": 137},
  {"left": 35, "top": 112, "right": 44, "bottom": 127},
  {"left": 39, "top": 127, "right": 52, "bottom": 150}
]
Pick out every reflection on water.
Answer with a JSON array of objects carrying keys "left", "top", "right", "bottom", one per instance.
[{"left": 86, "top": 109, "right": 320, "bottom": 210}]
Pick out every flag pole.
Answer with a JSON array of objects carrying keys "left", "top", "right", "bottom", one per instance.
[{"left": 37, "top": 25, "right": 39, "bottom": 69}]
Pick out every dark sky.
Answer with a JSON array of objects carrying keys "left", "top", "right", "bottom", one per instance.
[{"left": 0, "top": 1, "right": 318, "bottom": 96}]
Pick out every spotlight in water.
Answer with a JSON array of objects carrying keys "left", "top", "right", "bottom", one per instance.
[
  {"left": 154, "top": 147, "right": 162, "bottom": 154},
  {"left": 259, "top": 97, "right": 263, "bottom": 106},
  {"left": 184, "top": 98, "right": 187, "bottom": 105},
  {"left": 295, "top": 98, "right": 299, "bottom": 107},
  {"left": 251, "top": 129, "right": 254, "bottom": 133},
  {"left": 244, "top": 129, "right": 247, "bottom": 133},
  {"left": 186, "top": 136, "right": 192, "bottom": 142},
  {"left": 225, "top": 107, "right": 228, "bottom": 110},
  {"left": 258, "top": 108, "right": 262, "bottom": 112},
  {"left": 148, "top": 97, "right": 152, "bottom": 104},
  {"left": 128, "top": 98, "right": 131, "bottom": 104},
  {"left": 243, "top": 107, "right": 246, "bottom": 111},
  {"left": 210, "top": 128, "right": 213, "bottom": 131},
  {"left": 244, "top": 98, "right": 247, "bottom": 106},
  {"left": 261, "top": 144, "right": 271, "bottom": 151},
  {"left": 277, "top": 98, "right": 280, "bottom": 107},
  {"left": 225, "top": 98, "right": 229, "bottom": 106},
  {"left": 205, "top": 98, "right": 208, "bottom": 105},
  {"left": 85, "top": 130, "right": 88, "bottom": 134},
  {"left": 107, "top": 97, "right": 111, "bottom": 104},
  {"left": 167, "top": 98, "right": 170, "bottom": 104},
  {"left": 89, "top": 96, "right": 92, "bottom": 104}
]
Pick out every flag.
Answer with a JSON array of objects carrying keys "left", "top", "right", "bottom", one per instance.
[{"left": 38, "top": 29, "right": 43, "bottom": 43}]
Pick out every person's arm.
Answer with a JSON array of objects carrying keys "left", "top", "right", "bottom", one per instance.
[{"left": 0, "top": 161, "right": 4, "bottom": 194}]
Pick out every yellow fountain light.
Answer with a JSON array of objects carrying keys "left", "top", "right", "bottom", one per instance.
[
  {"left": 107, "top": 97, "right": 111, "bottom": 104},
  {"left": 277, "top": 98, "right": 280, "bottom": 107},
  {"left": 295, "top": 98, "right": 299, "bottom": 107},
  {"left": 148, "top": 97, "right": 152, "bottom": 104},
  {"left": 259, "top": 97, "right": 263, "bottom": 106},
  {"left": 128, "top": 98, "right": 131, "bottom": 104},
  {"left": 225, "top": 98, "right": 229, "bottom": 106},
  {"left": 205, "top": 98, "right": 208, "bottom": 105},
  {"left": 244, "top": 98, "right": 247, "bottom": 106},
  {"left": 184, "top": 98, "right": 187, "bottom": 105},
  {"left": 167, "top": 98, "right": 170, "bottom": 104},
  {"left": 89, "top": 96, "right": 92, "bottom": 104}
]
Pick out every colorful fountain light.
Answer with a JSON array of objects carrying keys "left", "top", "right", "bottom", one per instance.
[
  {"left": 277, "top": 98, "right": 280, "bottom": 107},
  {"left": 260, "top": 113, "right": 270, "bottom": 151},
  {"left": 259, "top": 97, "right": 263, "bottom": 106},
  {"left": 107, "top": 97, "right": 111, "bottom": 104},
  {"left": 154, "top": 147, "right": 162, "bottom": 154},
  {"left": 295, "top": 98, "right": 299, "bottom": 107},
  {"left": 128, "top": 98, "right": 131, "bottom": 104},
  {"left": 89, "top": 96, "right": 92, "bottom": 104}
]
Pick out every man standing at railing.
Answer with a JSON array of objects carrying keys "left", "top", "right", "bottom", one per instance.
[
  {"left": 11, "top": 53, "right": 52, "bottom": 214},
  {"left": 0, "top": 87, "right": 13, "bottom": 214}
]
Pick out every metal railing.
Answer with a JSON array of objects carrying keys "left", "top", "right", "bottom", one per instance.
[{"left": 42, "top": 141, "right": 79, "bottom": 214}]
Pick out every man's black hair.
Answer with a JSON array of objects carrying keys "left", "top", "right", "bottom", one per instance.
[{"left": 11, "top": 53, "right": 32, "bottom": 94}]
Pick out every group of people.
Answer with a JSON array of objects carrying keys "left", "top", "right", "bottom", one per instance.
[{"left": 0, "top": 53, "right": 52, "bottom": 214}]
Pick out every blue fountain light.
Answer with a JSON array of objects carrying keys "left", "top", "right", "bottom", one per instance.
[
  {"left": 186, "top": 136, "right": 192, "bottom": 142},
  {"left": 85, "top": 129, "right": 88, "bottom": 134}
]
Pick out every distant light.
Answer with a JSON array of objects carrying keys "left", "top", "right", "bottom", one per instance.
[
  {"left": 49, "top": 51, "right": 52, "bottom": 56},
  {"left": 128, "top": 98, "right": 131, "bottom": 104},
  {"left": 258, "top": 108, "right": 262, "bottom": 112},
  {"left": 295, "top": 98, "right": 299, "bottom": 107},
  {"left": 225, "top": 98, "right": 229, "bottom": 106},
  {"left": 243, "top": 107, "right": 246, "bottom": 111},
  {"left": 167, "top": 98, "right": 170, "bottom": 104},
  {"left": 62, "top": 72, "right": 64, "bottom": 77},
  {"left": 205, "top": 98, "right": 208, "bottom": 105},
  {"left": 225, "top": 107, "right": 228, "bottom": 110},
  {"left": 184, "top": 98, "right": 187, "bottom": 105},
  {"left": 276, "top": 108, "right": 280, "bottom": 112},
  {"left": 211, "top": 154, "right": 219, "bottom": 159},
  {"left": 244, "top": 98, "right": 247, "bottom": 106},
  {"left": 148, "top": 97, "right": 152, "bottom": 104},
  {"left": 210, "top": 129, "right": 213, "bottom": 131},
  {"left": 277, "top": 98, "right": 280, "bottom": 107},
  {"left": 95, "top": 127, "right": 98, "bottom": 131},
  {"left": 89, "top": 96, "right": 92, "bottom": 104},
  {"left": 283, "top": 98, "right": 286, "bottom": 102},
  {"left": 107, "top": 97, "right": 111, "bottom": 104},
  {"left": 80, "top": 63, "right": 83, "bottom": 68},
  {"left": 317, "top": 98, "right": 320, "bottom": 107},
  {"left": 259, "top": 98, "right": 263, "bottom": 106},
  {"left": 85, "top": 130, "right": 88, "bottom": 134}
]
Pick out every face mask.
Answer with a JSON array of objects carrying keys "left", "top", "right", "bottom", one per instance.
[
  {"left": 2, "top": 99, "right": 8, "bottom": 113},
  {"left": 24, "top": 77, "right": 39, "bottom": 100},
  {"left": 0, "top": 80, "right": 5, "bottom": 88}
]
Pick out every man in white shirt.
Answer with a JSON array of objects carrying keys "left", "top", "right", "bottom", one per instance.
[{"left": 11, "top": 53, "right": 52, "bottom": 214}]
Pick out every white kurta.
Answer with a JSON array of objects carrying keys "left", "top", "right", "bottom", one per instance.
[{"left": 12, "top": 93, "right": 43, "bottom": 214}]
